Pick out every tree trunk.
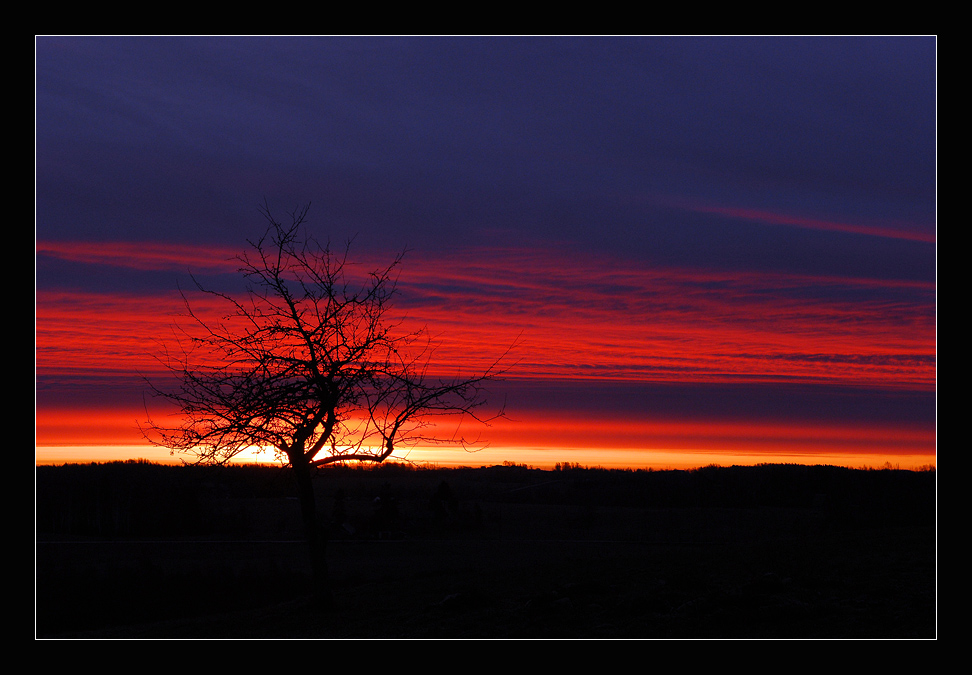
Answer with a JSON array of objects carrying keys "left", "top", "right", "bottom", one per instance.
[{"left": 291, "top": 459, "right": 333, "bottom": 608}]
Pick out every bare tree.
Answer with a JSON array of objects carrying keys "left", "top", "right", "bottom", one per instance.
[{"left": 144, "top": 204, "right": 507, "bottom": 605}]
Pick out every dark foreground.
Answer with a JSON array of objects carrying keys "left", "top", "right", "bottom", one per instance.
[{"left": 36, "top": 461, "right": 936, "bottom": 638}]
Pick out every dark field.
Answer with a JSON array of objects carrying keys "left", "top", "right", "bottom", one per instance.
[{"left": 36, "top": 461, "right": 936, "bottom": 638}]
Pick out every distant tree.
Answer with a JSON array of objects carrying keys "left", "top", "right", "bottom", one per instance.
[{"left": 144, "top": 203, "right": 508, "bottom": 605}]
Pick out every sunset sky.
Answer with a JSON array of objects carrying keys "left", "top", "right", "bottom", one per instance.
[{"left": 35, "top": 36, "right": 936, "bottom": 469}]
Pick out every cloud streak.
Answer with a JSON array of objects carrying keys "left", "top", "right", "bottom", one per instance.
[
  {"left": 674, "top": 202, "right": 935, "bottom": 243},
  {"left": 36, "top": 244, "right": 935, "bottom": 390},
  {"left": 37, "top": 241, "right": 242, "bottom": 272}
]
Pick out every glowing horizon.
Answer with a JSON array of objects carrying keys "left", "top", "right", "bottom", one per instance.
[
  {"left": 34, "top": 443, "right": 936, "bottom": 472},
  {"left": 36, "top": 242, "right": 935, "bottom": 471},
  {"left": 35, "top": 384, "right": 936, "bottom": 470}
]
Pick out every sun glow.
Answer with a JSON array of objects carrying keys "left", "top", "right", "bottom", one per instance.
[{"left": 34, "top": 442, "right": 935, "bottom": 472}]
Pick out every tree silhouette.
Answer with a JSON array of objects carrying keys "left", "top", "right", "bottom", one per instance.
[{"left": 144, "top": 204, "right": 507, "bottom": 605}]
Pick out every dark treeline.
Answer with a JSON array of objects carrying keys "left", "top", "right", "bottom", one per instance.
[{"left": 36, "top": 460, "right": 935, "bottom": 540}]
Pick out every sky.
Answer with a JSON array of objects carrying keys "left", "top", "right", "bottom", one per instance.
[{"left": 35, "top": 36, "right": 936, "bottom": 469}]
